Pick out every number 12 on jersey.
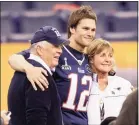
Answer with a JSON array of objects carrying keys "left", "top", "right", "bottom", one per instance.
[{"left": 62, "top": 73, "right": 92, "bottom": 111}]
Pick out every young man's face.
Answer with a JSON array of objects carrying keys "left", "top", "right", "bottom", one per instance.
[{"left": 71, "top": 18, "right": 96, "bottom": 48}]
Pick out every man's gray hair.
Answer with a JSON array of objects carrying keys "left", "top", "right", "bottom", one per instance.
[{"left": 30, "top": 41, "right": 48, "bottom": 50}]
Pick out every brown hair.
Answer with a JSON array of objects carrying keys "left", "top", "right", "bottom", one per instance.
[
  {"left": 87, "top": 38, "right": 116, "bottom": 75},
  {"left": 67, "top": 5, "right": 97, "bottom": 38}
]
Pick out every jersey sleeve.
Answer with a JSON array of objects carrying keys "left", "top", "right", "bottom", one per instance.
[{"left": 17, "top": 49, "right": 30, "bottom": 59}]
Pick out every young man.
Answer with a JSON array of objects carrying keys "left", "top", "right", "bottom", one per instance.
[
  {"left": 8, "top": 26, "right": 69, "bottom": 125},
  {"left": 8, "top": 6, "right": 97, "bottom": 125}
]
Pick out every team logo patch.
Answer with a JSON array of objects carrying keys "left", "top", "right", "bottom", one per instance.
[
  {"left": 61, "top": 57, "right": 71, "bottom": 70},
  {"left": 85, "top": 64, "right": 92, "bottom": 73},
  {"left": 78, "top": 67, "right": 85, "bottom": 73},
  {"left": 111, "top": 87, "right": 121, "bottom": 95}
]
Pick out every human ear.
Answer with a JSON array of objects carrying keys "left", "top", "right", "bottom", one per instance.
[
  {"left": 89, "top": 59, "right": 94, "bottom": 64},
  {"left": 70, "top": 27, "right": 75, "bottom": 34},
  {"left": 36, "top": 45, "right": 43, "bottom": 56}
]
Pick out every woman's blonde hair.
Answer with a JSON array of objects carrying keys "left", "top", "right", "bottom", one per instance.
[
  {"left": 87, "top": 38, "right": 114, "bottom": 58},
  {"left": 87, "top": 38, "right": 116, "bottom": 75}
]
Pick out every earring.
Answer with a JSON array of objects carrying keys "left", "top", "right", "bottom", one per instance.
[{"left": 90, "top": 61, "right": 93, "bottom": 64}]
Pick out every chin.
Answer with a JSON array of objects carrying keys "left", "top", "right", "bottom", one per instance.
[
  {"left": 81, "top": 39, "right": 90, "bottom": 45},
  {"left": 101, "top": 70, "right": 110, "bottom": 74},
  {"left": 98, "top": 68, "right": 109, "bottom": 74},
  {"left": 83, "top": 43, "right": 90, "bottom": 47},
  {"left": 86, "top": 43, "right": 90, "bottom": 47},
  {"left": 85, "top": 40, "right": 91, "bottom": 45},
  {"left": 52, "top": 62, "right": 58, "bottom": 67}
]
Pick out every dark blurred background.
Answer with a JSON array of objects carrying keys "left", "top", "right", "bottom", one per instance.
[
  {"left": 1, "top": 1, "right": 138, "bottom": 110},
  {"left": 1, "top": 1, "right": 138, "bottom": 42}
]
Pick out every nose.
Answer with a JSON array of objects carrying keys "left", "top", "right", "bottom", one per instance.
[
  {"left": 105, "top": 56, "right": 111, "bottom": 62},
  {"left": 87, "top": 30, "right": 95, "bottom": 38},
  {"left": 87, "top": 30, "right": 92, "bottom": 37},
  {"left": 57, "top": 47, "right": 62, "bottom": 55}
]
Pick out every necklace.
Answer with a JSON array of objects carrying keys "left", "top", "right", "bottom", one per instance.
[{"left": 63, "top": 45, "right": 85, "bottom": 66}]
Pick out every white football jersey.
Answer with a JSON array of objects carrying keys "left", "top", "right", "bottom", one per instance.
[{"left": 87, "top": 75, "right": 133, "bottom": 125}]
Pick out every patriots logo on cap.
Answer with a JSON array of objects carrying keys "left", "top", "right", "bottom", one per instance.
[{"left": 51, "top": 27, "right": 61, "bottom": 37}]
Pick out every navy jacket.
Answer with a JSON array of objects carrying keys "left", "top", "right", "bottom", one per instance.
[{"left": 8, "top": 59, "right": 63, "bottom": 125}]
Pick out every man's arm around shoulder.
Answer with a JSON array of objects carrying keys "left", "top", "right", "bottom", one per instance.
[{"left": 8, "top": 54, "right": 33, "bottom": 72}]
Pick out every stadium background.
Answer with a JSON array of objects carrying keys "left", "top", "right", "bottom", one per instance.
[{"left": 1, "top": 1, "right": 138, "bottom": 110}]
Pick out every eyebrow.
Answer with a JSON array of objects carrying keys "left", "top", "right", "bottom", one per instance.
[{"left": 82, "top": 26, "right": 96, "bottom": 30}]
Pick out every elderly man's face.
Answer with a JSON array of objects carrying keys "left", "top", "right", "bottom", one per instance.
[{"left": 38, "top": 42, "right": 62, "bottom": 69}]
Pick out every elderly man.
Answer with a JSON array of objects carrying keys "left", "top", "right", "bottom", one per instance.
[{"left": 8, "top": 26, "right": 69, "bottom": 125}]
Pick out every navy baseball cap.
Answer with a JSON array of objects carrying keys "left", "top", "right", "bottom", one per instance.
[{"left": 31, "top": 26, "right": 69, "bottom": 46}]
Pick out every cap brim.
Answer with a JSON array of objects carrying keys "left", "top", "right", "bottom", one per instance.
[{"left": 56, "top": 37, "right": 70, "bottom": 46}]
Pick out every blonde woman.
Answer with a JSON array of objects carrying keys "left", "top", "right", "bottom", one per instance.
[{"left": 87, "top": 38, "right": 133, "bottom": 125}]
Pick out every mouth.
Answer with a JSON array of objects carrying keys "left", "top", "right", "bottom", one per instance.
[
  {"left": 54, "top": 56, "right": 60, "bottom": 60},
  {"left": 102, "top": 64, "right": 111, "bottom": 66},
  {"left": 84, "top": 37, "right": 92, "bottom": 40}
]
